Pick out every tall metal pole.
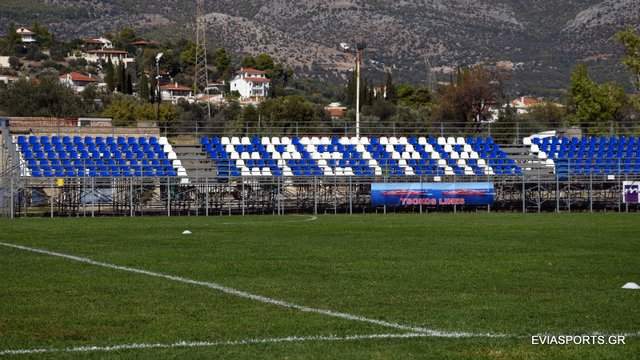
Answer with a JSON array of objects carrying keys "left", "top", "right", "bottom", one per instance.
[
  {"left": 91, "top": 177, "right": 95, "bottom": 218},
  {"left": 589, "top": 173, "right": 593, "bottom": 213},
  {"left": 50, "top": 178, "right": 54, "bottom": 219},
  {"left": 241, "top": 177, "right": 245, "bottom": 216},
  {"left": 194, "top": 0, "right": 211, "bottom": 127},
  {"left": 522, "top": 173, "right": 526, "bottom": 214},
  {"left": 314, "top": 176, "right": 318, "bottom": 216},
  {"left": 355, "top": 51, "right": 361, "bottom": 139},
  {"left": 205, "top": 177, "right": 209, "bottom": 217},
  {"left": 354, "top": 43, "right": 366, "bottom": 139},
  {"left": 167, "top": 177, "right": 171, "bottom": 217},
  {"left": 129, "top": 178, "right": 133, "bottom": 217},
  {"left": 10, "top": 176, "right": 14, "bottom": 219},
  {"left": 349, "top": 176, "right": 353, "bottom": 215}
]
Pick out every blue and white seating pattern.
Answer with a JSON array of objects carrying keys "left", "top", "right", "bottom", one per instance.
[
  {"left": 16, "top": 136, "right": 188, "bottom": 178},
  {"left": 201, "top": 136, "right": 521, "bottom": 177},
  {"left": 525, "top": 136, "right": 640, "bottom": 176}
]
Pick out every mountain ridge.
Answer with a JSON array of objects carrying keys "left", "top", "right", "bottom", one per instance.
[{"left": 1, "top": 0, "right": 639, "bottom": 94}]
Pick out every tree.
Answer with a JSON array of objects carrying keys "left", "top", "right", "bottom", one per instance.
[
  {"left": 213, "top": 48, "right": 231, "bottom": 79},
  {"left": 616, "top": 28, "right": 640, "bottom": 92},
  {"left": 115, "top": 62, "right": 126, "bottom": 93},
  {"left": 241, "top": 56, "right": 256, "bottom": 68},
  {"left": 385, "top": 71, "right": 396, "bottom": 103},
  {"left": 125, "top": 71, "right": 134, "bottom": 95},
  {"left": 522, "top": 102, "right": 567, "bottom": 130},
  {"left": 257, "top": 96, "right": 327, "bottom": 134},
  {"left": 179, "top": 41, "right": 198, "bottom": 67},
  {"left": 112, "top": 27, "right": 137, "bottom": 51},
  {"left": 8, "top": 56, "right": 21, "bottom": 70},
  {"left": 138, "top": 73, "right": 150, "bottom": 102},
  {"left": 31, "top": 22, "right": 54, "bottom": 48},
  {"left": 0, "top": 76, "right": 84, "bottom": 117},
  {"left": 568, "top": 64, "right": 627, "bottom": 134},
  {"left": 254, "top": 53, "right": 275, "bottom": 71},
  {"left": 102, "top": 95, "right": 177, "bottom": 127},
  {"left": 433, "top": 66, "right": 501, "bottom": 131},
  {"left": 105, "top": 60, "right": 116, "bottom": 92},
  {"left": 3, "top": 23, "right": 20, "bottom": 56},
  {"left": 494, "top": 104, "right": 518, "bottom": 144}
]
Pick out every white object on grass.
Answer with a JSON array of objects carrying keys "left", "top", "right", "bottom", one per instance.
[
  {"left": 622, "top": 282, "right": 640, "bottom": 290},
  {"left": 182, "top": 230, "right": 192, "bottom": 235}
]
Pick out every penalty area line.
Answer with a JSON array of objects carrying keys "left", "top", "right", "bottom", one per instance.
[
  {"left": 0, "top": 333, "right": 428, "bottom": 356},
  {"left": 0, "top": 241, "right": 501, "bottom": 338}
]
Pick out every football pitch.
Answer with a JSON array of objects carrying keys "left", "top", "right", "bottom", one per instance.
[{"left": 0, "top": 214, "right": 638, "bottom": 359}]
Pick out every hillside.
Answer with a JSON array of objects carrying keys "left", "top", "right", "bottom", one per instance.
[{"left": 1, "top": 0, "right": 639, "bottom": 95}]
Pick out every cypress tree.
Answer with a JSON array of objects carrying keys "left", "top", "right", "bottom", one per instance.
[
  {"left": 138, "top": 74, "right": 150, "bottom": 102},
  {"left": 105, "top": 60, "right": 116, "bottom": 92}
]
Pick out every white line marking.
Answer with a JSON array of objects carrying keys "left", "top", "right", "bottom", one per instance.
[
  {"left": 0, "top": 241, "right": 499, "bottom": 338},
  {"left": 4, "top": 331, "right": 640, "bottom": 356},
  {"left": 0, "top": 333, "right": 429, "bottom": 356}
]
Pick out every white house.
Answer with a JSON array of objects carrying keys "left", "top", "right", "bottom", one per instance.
[
  {"left": 160, "top": 82, "right": 194, "bottom": 104},
  {"left": 230, "top": 67, "right": 271, "bottom": 100},
  {"left": 82, "top": 49, "right": 133, "bottom": 67},
  {"left": 0, "top": 75, "right": 19, "bottom": 85},
  {"left": 16, "top": 28, "right": 36, "bottom": 44},
  {"left": 59, "top": 72, "right": 97, "bottom": 93},
  {"left": 0, "top": 56, "right": 9, "bottom": 69}
]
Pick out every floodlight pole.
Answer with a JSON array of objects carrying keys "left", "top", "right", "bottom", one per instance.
[
  {"left": 355, "top": 53, "right": 360, "bottom": 139},
  {"left": 355, "top": 43, "right": 366, "bottom": 139},
  {"left": 155, "top": 53, "right": 164, "bottom": 135}
]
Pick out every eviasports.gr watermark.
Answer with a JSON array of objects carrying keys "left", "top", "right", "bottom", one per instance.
[{"left": 531, "top": 335, "right": 626, "bottom": 346}]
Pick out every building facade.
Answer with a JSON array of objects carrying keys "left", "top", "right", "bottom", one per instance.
[
  {"left": 160, "top": 83, "right": 194, "bottom": 104},
  {"left": 230, "top": 68, "right": 271, "bottom": 100}
]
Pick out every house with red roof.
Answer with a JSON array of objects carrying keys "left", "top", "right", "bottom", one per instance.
[
  {"left": 230, "top": 67, "right": 271, "bottom": 100},
  {"left": 83, "top": 37, "right": 113, "bottom": 50},
  {"left": 160, "top": 82, "right": 194, "bottom": 104},
  {"left": 510, "top": 96, "right": 542, "bottom": 114},
  {"left": 59, "top": 72, "right": 97, "bottom": 93},
  {"left": 16, "top": 27, "right": 36, "bottom": 44}
]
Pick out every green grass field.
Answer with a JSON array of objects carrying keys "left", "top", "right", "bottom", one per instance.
[{"left": 0, "top": 214, "right": 638, "bottom": 359}]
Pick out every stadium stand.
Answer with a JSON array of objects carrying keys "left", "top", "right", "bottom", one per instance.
[
  {"left": 524, "top": 136, "right": 640, "bottom": 175},
  {"left": 201, "top": 136, "right": 522, "bottom": 177},
  {"left": 15, "top": 135, "right": 188, "bottom": 178}
]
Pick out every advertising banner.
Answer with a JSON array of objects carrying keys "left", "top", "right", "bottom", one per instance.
[
  {"left": 623, "top": 182, "right": 640, "bottom": 204},
  {"left": 371, "top": 183, "right": 495, "bottom": 207}
]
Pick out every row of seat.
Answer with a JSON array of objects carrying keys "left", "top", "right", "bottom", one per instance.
[
  {"left": 16, "top": 136, "right": 187, "bottom": 179},
  {"left": 18, "top": 136, "right": 162, "bottom": 146},
  {"left": 203, "top": 136, "right": 521, "bottom": 177},
  {"left": 526, "top": 136, "right": 640, "bottom": 176}
]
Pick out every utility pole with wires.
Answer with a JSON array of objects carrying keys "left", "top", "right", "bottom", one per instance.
[{"left": 194, "top": 0, "right": 211, "bottom": 129}]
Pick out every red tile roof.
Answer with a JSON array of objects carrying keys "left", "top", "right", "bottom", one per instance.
[
  {"left": 512, "top": 96, "right": 541, "bottom": 107},
  {"left": 60, "top": 72, "right": 97, "bottom": 83},
  {"left": 87, "top": 49, "right": 128, "bottom": 55},
  {"left": 160, "top": 83, "right": 192, "bottom": 92},
  {"left": 131, "top": 40, "right": 158, "bottom": 46},
  {"left": 241, "top": 67, "right": 267, "bottom": 75}
]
